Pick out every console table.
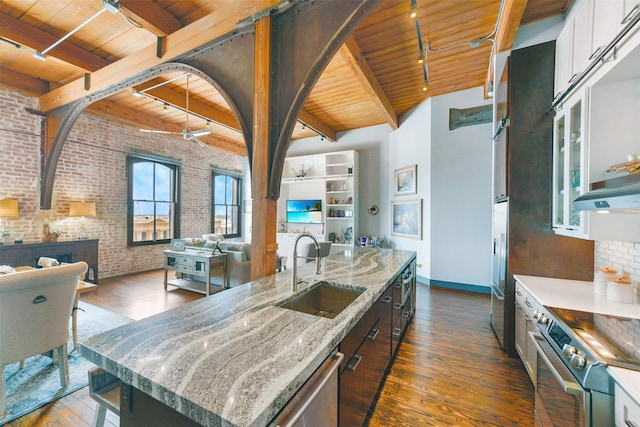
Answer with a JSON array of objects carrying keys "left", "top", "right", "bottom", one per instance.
[
  {"left": 0, "top": 239, "right": 99, "bottom": 284},
  {"left": 164, "top": 249, "right": 229, "bottom": 295}
]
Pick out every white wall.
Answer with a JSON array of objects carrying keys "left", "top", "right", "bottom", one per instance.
[
  {"left": 429, "top": 87, "right": 493, "bottom": 287},
  {"left": 287, "top": 87, "right": 494, "bottom": 290},
  {"left": 387, "top": 100, "right": 432, "bottom": 279}
]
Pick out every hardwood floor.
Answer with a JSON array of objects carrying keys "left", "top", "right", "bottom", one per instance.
[{"left": 7, "top": 270, "right": 534, "bottom": 427}]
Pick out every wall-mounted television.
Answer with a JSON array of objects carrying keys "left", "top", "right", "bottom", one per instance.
[{"left": 286, "top": 199, "right": 322, "bottom": 224}]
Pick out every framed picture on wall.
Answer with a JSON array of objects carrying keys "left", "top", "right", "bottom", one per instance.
[
  {"left": 394, "top": 164, "right": 417, "bottom": 196},
  {"left": 391, "top": 199, "right": 422, "bottom": 239},
  {"left": 170, "top": 239, "right": 185, "bottom": 251}
]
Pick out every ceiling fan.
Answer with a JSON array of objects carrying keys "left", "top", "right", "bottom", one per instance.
[{"left": 140, "top": 74, "right": 213, "bottom": 148}]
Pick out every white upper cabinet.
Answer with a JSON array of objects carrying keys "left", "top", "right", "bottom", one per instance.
[
  {"left": 591, "top": 0, "right": 625, "bottom": 59},
  {"left": 555, "top": 0, "right": 640, "bottom": 101},
  {"left": 552, "top": 0, "right": 640, "bottom": 241},
  {"left": 572, "top": 0, "right": 594, "bottom": 79},
  {"left": 555, "top": 21, "right": 574, "bottom": 97}
]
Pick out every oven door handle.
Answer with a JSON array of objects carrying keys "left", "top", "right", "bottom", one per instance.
[{"left": 530, "top": 332, "right": 583, "bottom": 396}]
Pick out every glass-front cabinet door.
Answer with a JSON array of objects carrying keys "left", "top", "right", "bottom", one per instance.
[{"left": 552, "top": 91, "right": 587, "bottom": 237}]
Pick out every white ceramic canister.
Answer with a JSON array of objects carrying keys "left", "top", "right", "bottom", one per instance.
[
  {"left": 594, "top": 267, "right": 617, "bottom": 295},
  {"left": 606, "top": 277, "right": 634, "bottom": 303}
]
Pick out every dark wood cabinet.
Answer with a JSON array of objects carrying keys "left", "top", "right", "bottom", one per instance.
[
  {"left": 340, "top": 261, "right": 416, "bottom": 426},
  {"left": 0, "top": 239, "right": 99, "bottom": 283}
]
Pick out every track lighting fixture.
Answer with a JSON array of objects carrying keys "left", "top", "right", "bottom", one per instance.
[
  {"left": 412, "top": 1, "right": 428, "bottom": 92},
  {"left": 409, "top": 0, "right": 418, "bottom": 19},
  {"left": 33, "top": 0, "right": 120, "bottom": 61}
]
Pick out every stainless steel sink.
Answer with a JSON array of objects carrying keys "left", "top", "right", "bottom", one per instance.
[{"left": 277, "top": 281, "right": 365, "bottom": 319}]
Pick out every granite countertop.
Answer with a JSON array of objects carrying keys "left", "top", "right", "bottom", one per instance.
[
  {"left": 80, "top": 247, "right": 416, "bottom": 427},
  {"left": 514, "top": 274, "right": 640, "bottom": 405}
]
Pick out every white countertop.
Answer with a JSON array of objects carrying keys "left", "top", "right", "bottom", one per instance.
[{"left": 515, "top": 274, "right": 640, "bottom": 405}]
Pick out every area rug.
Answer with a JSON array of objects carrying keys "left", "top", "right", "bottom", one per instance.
[{"left": 1, "top": 302, "right": 131, "bottom": 424}]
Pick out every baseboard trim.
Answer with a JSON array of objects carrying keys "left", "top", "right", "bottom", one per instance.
[{"left": 418, "top": 276, "right": 491, "bottom": 295}]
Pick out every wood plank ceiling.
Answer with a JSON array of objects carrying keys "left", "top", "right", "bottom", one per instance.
[{"left": 0, "top": 0, "right": 572, "bottom": 156}]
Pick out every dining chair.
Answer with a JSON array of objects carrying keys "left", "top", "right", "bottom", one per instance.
[{"left": 0, "top": 261, "right": 88, "bottom": 417}]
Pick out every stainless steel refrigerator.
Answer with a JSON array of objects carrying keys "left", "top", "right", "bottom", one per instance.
[{"left": 490, "top": 199, "right": 508, "bottom": 349}]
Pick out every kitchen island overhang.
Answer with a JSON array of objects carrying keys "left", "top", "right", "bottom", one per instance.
[{"left": 79, "top": 247, "right": 417, "bottom": 427}]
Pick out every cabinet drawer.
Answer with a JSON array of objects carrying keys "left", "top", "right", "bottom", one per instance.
[
  {"left": 175, "top": 263, "right": 197, "bottom": 275},
  {"left": 615, "top": 383, "right": 640, "bottom": 427}
]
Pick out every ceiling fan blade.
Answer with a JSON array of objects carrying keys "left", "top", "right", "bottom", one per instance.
[
  {"left": 140, "top": 129, "right": 180, "bottom": 135},
  {"left": 190, "top": 136, "right": 207, "bottom": 148},
  {"left": 190, "top": 129, "right": 214, "bottom": 137}
]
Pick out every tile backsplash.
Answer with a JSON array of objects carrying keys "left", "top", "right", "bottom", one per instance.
[{"left": 595, "top": 241, "right": 640, "bottom": 284}]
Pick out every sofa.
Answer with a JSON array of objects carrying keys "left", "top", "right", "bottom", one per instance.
[{"left": 181, "top": 234, "right": 251, "bottom": 288}]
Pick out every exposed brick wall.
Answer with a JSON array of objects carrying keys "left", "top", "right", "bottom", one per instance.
[
  {"left": 596, "top": 240, "right": 640, "bottom": 285},
  {"left": 0, "top": 88, "right": 247, "bottom": 278}
]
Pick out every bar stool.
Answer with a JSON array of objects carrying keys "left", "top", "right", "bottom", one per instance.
[{"left": 88, "top": 367, "right": 121, "bottom": 427}]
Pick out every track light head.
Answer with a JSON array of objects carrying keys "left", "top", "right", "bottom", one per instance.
[
  {"left": 417, "top": 54, "right": 425, "bottom": 64},
  {"left": 409, "top": 0, "right": 418, "bottom": 19}
]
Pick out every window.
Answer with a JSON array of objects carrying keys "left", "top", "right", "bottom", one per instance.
[
  {"left": 127, "top": 156, "right": 180, "bottom": 245},
  {"left": 212, "top": 170, "right": 241, "bottom": 238}
]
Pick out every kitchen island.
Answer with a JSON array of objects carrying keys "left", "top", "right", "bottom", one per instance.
[{"left": 79, "top": 247, "right": 416, "bottom": 427}]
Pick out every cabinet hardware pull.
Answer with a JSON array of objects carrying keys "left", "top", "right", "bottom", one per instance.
[
  {"left": 622, "top": 3, "right": 640, "bottom": 25},
  {"left": 394, "top": 303, "right": 402, "bottom": 310},
  {"left": 402, "top": 311, "right": 410, "bottom": 318},
  {"left": 588, "top": 45, "right": 603, "bottom": 60},
  {"left": 568, "top": 73, "right": 579, "bottom": 84},
  {"left": 346, "top": 354, "right": 362, "bottom": 371},
  {"left": 393, "top": 328, "right": 402, "bottom": 337},
  {"left": 625, "top": 419, "right": 639, "bottom": 427},
  {"left": 368, "top": 328, "right": 380, "bottom": 340},
  {"left": 393, "top": 283, "right": 401, "bottom": 289},
  {"left": 381, "top": 296, "right": 392, "bottom": 304},
  {"left": 525, "top": 300, "right": 533, "bottom": 308},
  {"left": 33, "top": 295, "right": 47, "bottom": 304},
  {"left": 516, "top": 290, "right": 522, "bottom": 296}
]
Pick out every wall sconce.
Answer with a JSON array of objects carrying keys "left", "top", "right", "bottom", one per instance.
[
  {"left": 0, "top": 199, "right": 19, "bottom": 244},
  {"left": 69, "top": 201, "right": 96, "bottom": 240}
]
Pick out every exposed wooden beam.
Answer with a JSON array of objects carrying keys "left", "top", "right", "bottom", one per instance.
[
  {"left": 87, "top": 100, "right": 246, "bottom": 155},
  {"left": 339, "top": 35, "right": 398, "bottom": 130},
  {"left": 495, "top": 0, "right": 529, "bottom": 53},
  {"left": 135, "top": 85, "right": 241, "bottom": 132},
  {"left": 0, "top": 66, "right": 49, "bottom": 95},
  {"left": 119, "top": 0, "right": 183, "bottom": 37},
  {"left": 0, "top": 12, "right": 108, "bottom": 72},
  {"left": 39, "top": 0, "right": 281, "bottom": 112},
  {"left": 298, "top": 109, "right": 337, "bottom": 142}
]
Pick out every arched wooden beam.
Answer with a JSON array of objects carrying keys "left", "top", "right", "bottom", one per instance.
[
  {"left": 266, "top": 0, "right": 382, "bottom": 200},
  {"left": 40, "top": 60, "right": 249, "bottom": 209}
]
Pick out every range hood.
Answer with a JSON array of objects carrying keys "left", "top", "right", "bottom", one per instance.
[{"left": 574, "top": 181, "right": 640, "bottom": 211}]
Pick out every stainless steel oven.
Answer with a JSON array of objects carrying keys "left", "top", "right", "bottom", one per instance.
[
  {"left": 531, "top": 307, "right": 616, "bottom": 427},
  {"left": 531, "top": 331, "right": 590, "bottom": 426}
]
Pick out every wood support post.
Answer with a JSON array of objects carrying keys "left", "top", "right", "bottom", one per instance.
[{"left": 250, "top": 16, "right": 277, "bottom": 279}]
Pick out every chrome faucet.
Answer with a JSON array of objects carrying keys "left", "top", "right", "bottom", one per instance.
[{"left": 291, "top": 232, "right": 321, "bottom": 292}]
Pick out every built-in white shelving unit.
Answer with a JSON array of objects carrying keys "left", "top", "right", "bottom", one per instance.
[{"left": 277, "top": 150, "right": 358, "bottom": 266}]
